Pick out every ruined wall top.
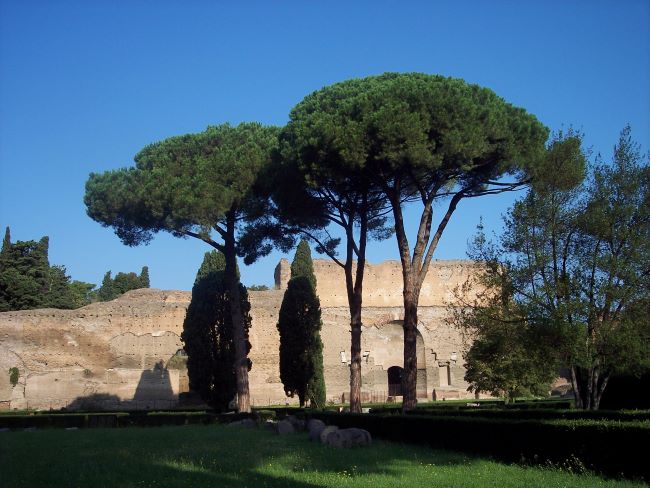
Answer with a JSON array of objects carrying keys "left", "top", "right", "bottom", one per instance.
[{"left": 274, "top": 258, "right": 478, "bottom": 308}]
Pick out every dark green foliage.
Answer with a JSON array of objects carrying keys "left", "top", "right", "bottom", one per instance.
[
  {"left": 599, "top": 373, "right": 650, "bottom": 410},
  {"left": 43, "top": 265, "right": 75, "bottom": 309},
  {"left": 113, "top": 271, "right": 143, "bottom": 295},
  {"left": 463, "top": 318, "right": 557, "bottom": 402},
  {"left": 247, "top": 284, "right": 269, "bottom": 291},
  {"left": 97, "top": 271, "right": 115, "bottom": 301},
  {"left": 9, "top": 367, "right": 19, "bottom": 387},
  {"left": 277, "top": 72, "right": 557, "bottom": 410},
  {"left": 458, "top": 127, "right": 650, "bottom": 410},
  {"left": 290, "top": 240, "right": 316, "bottom": 291},
  {"left": 308, "top": 412, "right": 650, "bottom": 480},
  {"left": 67, "top": 281, "right": 97, "bottom": 308},
  {"left": 96, "top": 267, "right": 150, "bottom": 301},
  {"left": 277, "top": 242, "right": 325, "bottom": 407},
  {"left": 84, "top": 123, "right": 281, "bottom": 258},
  {"left": 0, "top": 229, "right": 95, "bottom": 311},
  {"left": 139, "top": 266, "right": 150, "bottom": 288},
  {"left": 85, "top": 123, "right": 281, "bottom": 413},
  {"left": 181, "top": 251, "right": 252, "bottom": 411}
]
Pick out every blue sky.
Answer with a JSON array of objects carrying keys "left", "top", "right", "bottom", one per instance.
[{"left": 1, "top": 1, "right": 648, "bottom": 291}]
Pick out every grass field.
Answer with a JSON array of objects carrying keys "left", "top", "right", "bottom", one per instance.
[{"left": 0, "top": 424, "right": 644, "bottom": 488}]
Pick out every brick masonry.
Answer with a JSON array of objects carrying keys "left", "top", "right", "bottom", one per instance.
[{"left": 0, "top": 259, "right": 479, "bottom": 410}]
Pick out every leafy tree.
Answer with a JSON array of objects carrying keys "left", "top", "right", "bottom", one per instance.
[
  {"left": 277, "top": 240, "right": 326, "bottom": 407},
  {"left": 96, "top": 269, "right": 147, "bottom": 301},
  {"left": 181, "top": 251, "right": 252, "bottom": 410},
  {"left": 457, "top": 127, "right": 649, "bottom": 410},
  {"left": 0, "top": 234, "right": 51, "bottom": 311},
  {"left": 43, "top": 265, "right": 75, "bottom": 309},
  {"left": 112, "top": 271, "right": 143, "bottom": 295},
  {"left": 97, "top": 271, "right": 115, "bottom": 301},
  {"left": 247, "top": 284, "right": 269, "bottom": 291},
  {"left": 273, "top": 73, "right": 560, "bottom": 410},
  {"left": 0, "top": 230, "right": 95, "bottom": 310},
  {"left": 268, "top": 86, "right": 394, "bottom": 413},
  {"left": 68, "top": 280, "right": 97, "bottom": 308},
  {"left": 139, "top": 266, "right": 150, "bottom": 288},
  {"left": 84, "top": 122, "right": 279, "bottom": 412}
]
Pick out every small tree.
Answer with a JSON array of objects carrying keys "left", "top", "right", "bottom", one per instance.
[
  {"left": 181, "top": 251, "right": 252, "bottom": 410},
  {"left": 139, "top": 266, "right": 150, "bottom": 288},
  {"left": 456, "top": 127, "right": 649, "bottom": 410},
  {"left": 277, "top": 240, "right": 326, "bottom": 407},
  {"left": 97, "top": 271, "right": 115, "bottom": 301}
]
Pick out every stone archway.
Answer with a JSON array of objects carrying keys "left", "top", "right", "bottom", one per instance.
[
  {"left": 387, "top": 366, "right": 403, "bottom": 396},
  {"left": 362, "top": 321, "right": 428, "bottom": 398}
]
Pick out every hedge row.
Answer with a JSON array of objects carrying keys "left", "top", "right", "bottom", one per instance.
[
  {"left": 306, "top": 411, "right": 649, "bottom": 480},
  {"left": 0, "top": 410, "right": 276, "bottom": 430},
  {"left": 398, "top": 408, "right": 650, "bottom": 422}
]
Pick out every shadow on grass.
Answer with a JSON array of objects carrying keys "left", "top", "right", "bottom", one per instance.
[{"left": 0, "top": 423, "right": 475, "bottom": 488}]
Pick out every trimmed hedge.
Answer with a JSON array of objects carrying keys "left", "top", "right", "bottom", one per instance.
[
  {"left": 306, "top": 411, "right": 649, "bottom": 480},
  {"left": 0, "top": 410, "right": 276, "bottom": 430},
  {"left": 400, "top": 408, "right": 650, "bottom": 422}
]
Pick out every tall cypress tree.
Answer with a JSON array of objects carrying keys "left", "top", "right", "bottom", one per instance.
[
  {"left": 97, "top": 271, "right": 115, "bottom": 301},
  {"left": 181, "top": 251, "right": 252, "bottom": 410},
  {"left": 277, "top": 240, "right": 326, "bottom": 407},
  {"left": 139, "top": 266, "right": 150, "bottom": 288}
]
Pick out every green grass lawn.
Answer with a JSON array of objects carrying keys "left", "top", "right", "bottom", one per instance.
[{"left": 0, "top": 424, "right": 643, "bottom": 488}]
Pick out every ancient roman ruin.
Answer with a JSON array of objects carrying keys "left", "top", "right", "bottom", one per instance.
[{"left": 0, "top": 259, "right": 479, "bottom": 410}]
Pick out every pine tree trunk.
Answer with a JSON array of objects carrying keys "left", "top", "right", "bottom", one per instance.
[
  {"left": 224, "top": 214, "right": 251, "bottom": 414},
  {"left": 402, "top": 286, "right": 419, "bottom": 411},
  {"left": 349, "top": 291, "right": 363, "bottom": 413}
]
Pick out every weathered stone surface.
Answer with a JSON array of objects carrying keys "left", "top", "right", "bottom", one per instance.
[
  {"left": 325, "top": 428, "right": 372, "bottom": 448},
  {"left": 0, "top": 260, "right": 482, "bottom": 410},
  {"left": 307, "top": 419, "right": 326, "bottom": 442},
  {"left": 275, "top": 419, "right": 295, "bottom": 435},
  {"left": 320, "top": 425, "right": 339, "bottom": 444}
]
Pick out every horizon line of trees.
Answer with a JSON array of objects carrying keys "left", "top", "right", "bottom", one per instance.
[
  {"left": 83, "top": 72, "right": 649, "bottom": 411},
  {"left": 0, "top": 226, "right": 150, "bottom": 311}
]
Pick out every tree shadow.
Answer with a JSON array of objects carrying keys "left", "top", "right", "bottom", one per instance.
[{"left": 67, "top": 361, "right": 177, "bottom": 411}]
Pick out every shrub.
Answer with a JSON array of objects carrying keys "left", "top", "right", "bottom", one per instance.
[
  {"left": 306, "top": 411, "right": 649, "bottom": 480},
  {"left": 8, "top": 367, "right": 19, "bottom": 387}
]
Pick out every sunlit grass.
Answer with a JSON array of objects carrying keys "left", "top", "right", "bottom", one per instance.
[{"left": 0, "top": 424, "right": 643, "bottom": 487}]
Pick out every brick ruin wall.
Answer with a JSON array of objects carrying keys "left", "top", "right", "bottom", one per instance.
[{"left": 0, "top": 259, "right": 479, "bottom": 410}]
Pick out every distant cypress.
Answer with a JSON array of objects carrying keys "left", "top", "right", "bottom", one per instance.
[
  {"left": 277, "top": 240, "right": 326, "bottom": 407},
  {"left": 139, "top": 266, "right": 150, "bottom": 288}
]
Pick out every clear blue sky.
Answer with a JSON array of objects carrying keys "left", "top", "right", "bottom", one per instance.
[{"left": 1, "top": 1, "right": 648, "bottom": 291}]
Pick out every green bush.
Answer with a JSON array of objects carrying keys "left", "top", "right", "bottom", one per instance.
[
  {"left": 306, "top": 411, "right": 649, "bottom": 480},
  {"left": 8, "top": 367, "right": 19, "bottom": 387}
]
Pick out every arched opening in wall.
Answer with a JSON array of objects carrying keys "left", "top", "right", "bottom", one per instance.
[
  {"left": 387, "top": 366, "right": 403, "bottom": 396},
  {"left": 362, "top": 320, "right": 428, "bottom": 399}
]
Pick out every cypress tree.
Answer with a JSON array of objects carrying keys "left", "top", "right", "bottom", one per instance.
[
  {"left": 277, "top": 240, "right": 326, "bottom": 407},
  {"left": 1, "top": 227, "right": 10, "bottom": 257},
  {"left": 290, "top": 240, "right": 316, "bottom": 290},
  {"left": 139, "top": 266, "right": 150, "bottom": 288},
  {"left": 97, "top": 271, "right": 115, "bottom": 301},
  {"left": 181, "top": 251, "right": 252, "bottom": 410}
]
